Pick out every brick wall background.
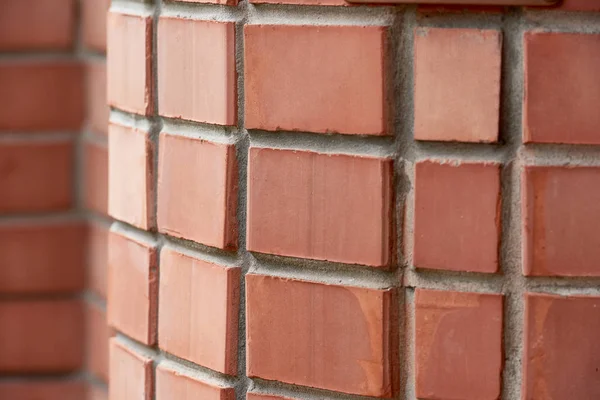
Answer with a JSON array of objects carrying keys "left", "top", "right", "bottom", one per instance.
[
  {"left": 0, "top": 0, "right": 110, "bottom": 399},
  {"left": 105, "top": 1, "right": 600, "bottom": 399}
]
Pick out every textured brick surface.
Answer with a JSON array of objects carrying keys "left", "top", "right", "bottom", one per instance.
[
  {"left": 246, "top": 274, "right": 398, "bottom": 397},
  {"left": 524, "top": 293, "right": 600, "bottom": 400},
  {"left": 415, "top": 289, "right": 503, "bottom": 400},
  {"left": 524, "top": 32, "right": 600, "bottom": 144},
  {"left": 156, "top": 363, "right": 236, "bottom": 400},
  {"left": 414, "top": 28, "right": 502, "bottom": 143},
  {"left": 0, "top": 62, "right": 84, "bottom": 131},
  {"left": 157, "top": 133, "right": 237, "bottom": 249},
  {"left": 247, "top": 147, "right": 393, "bottom": 267},
  {"left": 108, "top": 123, "right": 155, "bottom": 230},
  {"left": 413, "top": 161, "right": 501, "bottom": 273},
  {"left": 0, "top": 221, "right": 85, "bottom": 294},
  {"left": 109, "top": 340, "right": 153, "bottom": 400},
  {"left": 245, "top": 25, "right": 387, "bottom": 135},
  {"left": 0, "top": 140, "right": 73, "bottom": 212},
  {"left": 158, "top": 18, "right": 236, "bottom": 126},
  {"left": 158, "top": 248, "right": 240, "bottom": 375},
  {"left": 108, "top": 230, "right": 158, "bottom": 345},
  {"left": 523, "top": 166, "right": 600, "bottom": 276},
  {"left": 0, "top": 300, "right": 83, "bottom": 372},
  {"left": 0, "top": 0, "right": 75, "bottom": 50}
]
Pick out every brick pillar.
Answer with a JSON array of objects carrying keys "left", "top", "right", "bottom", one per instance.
[{"left": 106, "top": 1, "right": 600, "bottom": 400}]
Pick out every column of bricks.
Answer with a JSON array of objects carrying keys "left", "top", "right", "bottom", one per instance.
[{"left": 106, "top": 1, "right": 600, "bottom": 400}]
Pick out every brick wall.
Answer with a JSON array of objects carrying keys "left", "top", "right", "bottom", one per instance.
[
  {"left": 0, "top": 0, "right": 110, "bottom": 398},
  {"left": 104, "top": 1, "right": 600, "bottom": 400}
]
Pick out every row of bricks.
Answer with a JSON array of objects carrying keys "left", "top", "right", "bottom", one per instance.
[
  {"left": 0, "top": 299, "right": 110, "bottom": 384},
  {"left": 108, "top": 229, "right": 600, "bottom": 399},
  {"left": 109, "top": 10, "right": 600, "bottom": 144},
  {"left": 0, "top": 62, "right": 108, "bottom": 134},
  {"left": 0, "top": 0, "right": 108, "bottom": 52},
  {"left": 0, "top": 140, "right": 107, "bottom": 214},
  {"left": 110, "top": 122, "right": 600, "bottom": 275}
]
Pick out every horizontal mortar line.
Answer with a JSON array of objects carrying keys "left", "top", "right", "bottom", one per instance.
[
  {"left": 161, "top": 235, "right": 240, "bottom": 266},
  {"left": 0, "top": 292, "right": 85, "bottom": 303},
  {"left": 161, "top": 117, "right": 239, "bottom": 144},
  {"left": 161, "top": 1, "right": 244, "bottom": 22},
  {"left": 110, "top": 220, "right": 160, "bottom": 246},
  {"left": 81, "top": 129, "right": 108, "bottom": 147},
  {"left": 525, "top": 278, "right": 600, "bottom": 295},
  {"left": 83, "top": 371, "right": 108, "bottom": 389},
  {"left": 87, "top": 211, "right": 115, "bottom": 228},
  {"left": 159, "top": 351, "right": 239, "bottom": 388},
  {"left": 0, "top": 372, "right": 86, "bottom": 383},
  {"left": 248, "top": 130, "right": 395, "bottom": 158},
  {"left": 412, "top": 141, "right": 510, "bottom": 163},
  {"left": 110, "top": 0, "right": 155, "bottom": 16},
  {"left": 78, "top": 50, "right": 107, "bottom": 61},
  {"left": 415, "top": 14, "right": 504, "bottom": 30},
  {"left": 249, "top": 252, "right": 398, "bottom": 290},
  {"left": 246, "top": 3, "right": 396, "bottom": 26},
  {"left": 518, "top": 145, "right": 600, "bottom": 166},
  {"left": 109, "top": 108, "right": 159, "bottom": 132},
  {"left": 251, "top": 376, "right": 386, "bottom": 400},
  {"left": 522, "top": 13, "right": 600, "bottom": 33},
  {"left": 82, "top": 291, "right": 107, "bottom": 312},
  {"left": 0, "top": 53, "right": 82, "bottom": 62},
  {"left": 0, "top": 211, "right": 86, "bottom": 225},
  {"left": 403, "top": 268, "right": 505, "bottom": 293},
  {"left": 114, "top": 332, "right": 159, "bottom": 359},
  {"left": 0, "top": 131, "right": 79, "bottom": 142}
]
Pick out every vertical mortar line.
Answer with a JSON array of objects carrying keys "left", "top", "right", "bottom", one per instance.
[
  {"left": 234, "top": 1, "right": 251, "bottom": 398},
  {"left": 392, "top": 5, "right": 417, "bottom": 400},
  {"left": 498, "top": 8, "right": 526, "bottom": 400}
]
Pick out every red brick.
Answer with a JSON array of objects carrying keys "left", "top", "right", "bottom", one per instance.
[
  {"left": 414, "top": 28, "right": 502, "bottom": 143},
  {"left": 0, "top": 62, "right": 84, "bottom": 131},
  {"left": 109, "top": 339, "right": 153, "bottom": 400},
  {"left": 156, "top": 363, "right": 236, "bottom": 400},
  {"left": 413, "top": 161, "right": 501, "bottom": 273},
  {"left": 108, "top": 123, "right": 155, "bottom": 230},
  {"left": 0, "top": 300, "right": 83, "bottom": 372},
  {"left": 158, "top": 247, "right": 240, "bottom": 375},
  {"left": 174, "top": 0, "right": 237, "bottom": 5},
  {"left": 547, "top": 0, "right": 600, "bottom": 11},
  {"left": 87, "top": 385, "right": 108, "bottom": 400},
  {"left": 87, "top": 61, "right": 109, "bottom": 136},
  {"left": 157, "top": 133, "right": 237, "bottom": 249},
  {"left": 87, "top": 302, "right": 112, "bottom": 383},
  {"left": 523, "top": 166, "right": 600, "bottom": 276},
  {"left": 249, "top": 0, "right": 346, "bottom": 6},
  {"left": 85, "top": 141, "right": 108, "bottom": 215},
  {"left": 0, "top": 380, "right": 86, "bottom": 400},
  {"left": 88, "top": 221, "right": 109, "bottom": 299},
  {"left": 108, "top": 229, "right": 158, "bottom": 345},
  {"left": 244, "top": 25, "right": 387, "bottom": 135},
  {"left": 0, "top": 0, "right": 75, "bottom": 51},
  {"left": 246, "top": 274, "right": 398, "bottom": 397},
  {"left": 247, "top": 147, "right": 393, "bottom": 267},
  {"left": 0, "top": 221, "right": 85, "bottom": 294},
  {"left": 107, "top": 11, "right": 153, "bottom": 115},
  {"left": 158, "top": 18, "right": 236, "bottom": 126},
  {"left": 247, "top": 394, "right": 293, "bottom": 400},
  {"left": 0, "top": 140, "right": 73, "bottom": 212},
  {"left": 82, "top": 0, "right": 110, "bottom": 52},
  {"left": 524, "top": 32, "right": 600, "bottom": 144},
  {"left": 523, "top": 293, "right": 600, "bottom": 399},
  {"left": 415, "top": 289, "right": 503, "bottom": 400}
]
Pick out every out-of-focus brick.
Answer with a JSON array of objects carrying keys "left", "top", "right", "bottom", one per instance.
[
  {"left": 88, "top": 221, "right": 109, "bottom": 300},
  {"left": 415, "top": 289, "right": 503, "bottom": 400},
  {"left": 87, "top": 385, "right": 108, "bottom": 400},
  {"left": 157, "top": 133, "right": 237, "bottom": 249},
  {"left": 158, "top": 18, "right": 236, "bottom": 126},
  {"left": 246, "top": 274, "right": 398, "bottom": 397},
  {"left": 0, "top": 380, "right": 86, "bottom": 400},
  {"left": 244, "top": 25, "right": 388, "bottom": 135},
  {"left": 84, "top": 141, "right": 108, "bottom": 215},
  {"left": 0, "top": 221, "right": 85, "bottom": 294},
  {"left": 82, "top": 0, "right": 110, "bottom": 52},
  {"left": 413, "top": 161, "right": 501, "bottom": 273},
  {"left": 0, "top": 62, "right": 84, "bottom": 131},
  {"left": 414, "top": 27, "right": 502, "bottom": 143},
  {"left": 87, "top": 302, "right": 112, "bottom": 383},
  {"left": 87, "top": 61, "right": 109, "bottom": 136},
  {"left": 109, "top": 339, "right": 153, "bottom": 400},
  {"left": 0, "top": 0, "right": 75, "bottom": 51},
  {"left": 247, "top": 147, "right": 393, "bottom": 267},
  {"left": 0, "top": 140, "right": 73, "bottom": 212},
  {"left": 108, "top": 123, "right": 155, "bottom": 230},
  {"left": 249, "top": 0, "right": 346, "bottom": 6},
  {"left": 523, "top": 293, "right": 600, "bottom": 399},
  {"left": 158, "top": 247, "right": 240, "bottom": 375},
  {"left": 522, "top": 166, "right": 600, "bottom": 276},
  {"left": 0, "top": 300, "right": 84, "bottom": 372},
  {"left": 156, "top": 362, "right": 236, "bottom": 400},
  {"left": 524, "top": 32, "right": 600, "bottom": 144},
  {"left": 108, "top": 229, "right": 158, "bottom": 345},
  {"left": 107, "top": 11, "right": 153, "bottom": 115}
]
